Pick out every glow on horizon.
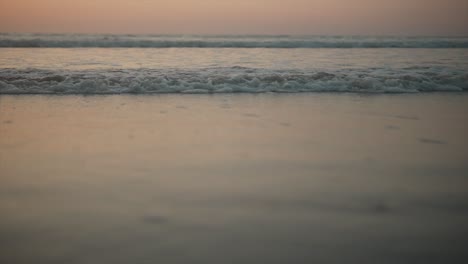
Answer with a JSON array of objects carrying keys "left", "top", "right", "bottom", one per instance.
[{"left": 1, "top": 0, "right": 467, "bottom": 35}]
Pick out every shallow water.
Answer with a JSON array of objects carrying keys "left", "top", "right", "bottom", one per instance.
[
  {"left": 1, "top": 46, "right": 467, "bottom": 93},
  {"left": 1, "top": 93, "right": 468, "bottom": 263}
]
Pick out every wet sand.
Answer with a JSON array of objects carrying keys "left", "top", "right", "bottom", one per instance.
[{"left": 1, "top": 93, "right": 468, "bottom": 263}]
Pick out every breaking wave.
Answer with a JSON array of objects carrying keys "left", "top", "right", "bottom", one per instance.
[
  {"left": 1, "top": 34, "right": 468, "bottom": 48},
  {"left": 1, "top": 67, "right": 467, "bottom": 94}
]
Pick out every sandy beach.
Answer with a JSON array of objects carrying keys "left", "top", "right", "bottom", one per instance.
[{"left": 1, "top": 93, "right": 467, "bottom": 263}]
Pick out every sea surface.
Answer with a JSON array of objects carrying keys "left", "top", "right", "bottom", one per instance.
[
  {"left": 1, "top": 34, "right": 468, "bottom": 263},
  {"left": 0, "top": 34, "right": 467, "bottom": 94}
]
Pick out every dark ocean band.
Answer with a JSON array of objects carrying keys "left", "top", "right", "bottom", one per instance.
[{"left": 1, "top": 34, "right": 467, "bottom": 48}]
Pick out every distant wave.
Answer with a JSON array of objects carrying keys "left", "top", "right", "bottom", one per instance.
[
  {"left": 1, "top": 34, "right": 468, "bottom": 48},
  {"left": 1, "top": 67, "right": 467, "bottom": 94}
]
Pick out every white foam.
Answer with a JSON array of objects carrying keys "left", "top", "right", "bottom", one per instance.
[{"left": 1, "top": 68, "right": 466, "bottom": 94}]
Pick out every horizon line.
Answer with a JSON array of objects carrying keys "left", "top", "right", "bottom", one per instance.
[{"left": 1, "top": 32, "right": 468, "bottom": 38}]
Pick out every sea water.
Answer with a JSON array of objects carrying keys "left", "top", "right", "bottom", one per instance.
[
  {"left": 0, "top": 34, "right": 467, "bottom": 94},
  {"left": 1, "top": 34, "right": 468, "bottom": 263}
]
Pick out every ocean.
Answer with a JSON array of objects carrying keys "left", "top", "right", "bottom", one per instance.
[
  {"left": 1, "top": 34, "right": 467, "bottom": 94},
  {"left": 1, "top": 34, "right": 468, "bottom": 263}
]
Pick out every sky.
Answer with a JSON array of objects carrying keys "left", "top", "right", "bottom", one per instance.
[{"left": 0, "top": 0, "right": 467, "bottom": 35}]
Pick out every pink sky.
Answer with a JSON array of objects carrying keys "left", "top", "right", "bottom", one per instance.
[{"left": 1, "top": 0, "right": 467, "bottom": 35}]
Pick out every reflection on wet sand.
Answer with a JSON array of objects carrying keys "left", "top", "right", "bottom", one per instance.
[{"left": 1, "top": 94, "right": 468, "bottom": 264}]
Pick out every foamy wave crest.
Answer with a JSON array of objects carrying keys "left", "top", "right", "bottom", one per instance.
[
  {"left": 1, "top": 67, "right": 467, "bottom": 94},
  {"left": 1, "top": 34, "right": 468, "bottom": 48}
]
